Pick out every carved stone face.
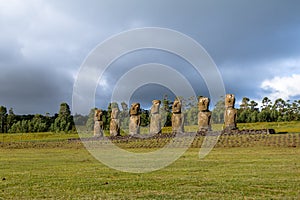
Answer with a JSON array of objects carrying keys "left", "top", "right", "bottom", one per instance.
[
  {"left": 198, "top": 97, "right": 210, "bottom": 111},
  {"left": 94, "top": 109, "right": 103, "bottom": 121},
  {"left": 172, "top": 98, "right": 182, "bottom": 114},
  {"left": 151, "top": 100, "right": 161, "bottom": 114},
  {"left": 111, "top": 108, "right": 119, "bottom": 119},
  {"left": 225, "top": 94, "right": 235, "bottom": 108},
  {"left": 130, "top": 103, "right": 140, "bottom": 115}
]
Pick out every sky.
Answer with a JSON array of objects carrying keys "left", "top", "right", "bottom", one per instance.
[{"left": 0, "top": 0, "right": 300, "bottom": 115}]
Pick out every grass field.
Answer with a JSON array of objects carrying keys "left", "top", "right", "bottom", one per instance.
[
  {"left": 1, "top": 146, "right": 299, "bottom": 199},
  {"left": 1, "top": 121, "right": 300, "bottom": 199},
  {"left": 1, "top": 121, "right": 300, "bottom": 143}
]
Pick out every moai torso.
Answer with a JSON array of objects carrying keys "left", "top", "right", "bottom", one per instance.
[
  {"left": 129, "top": 103, "right": 140, "bottom": 135},
  {"left": 150, "top": 100, "right": 161, "bottom": 134},
  {"left": 172, "top": 98, "right": 184, "bottom": 133},
  {"left": 198, "top": 97, "right": 212, "bottom": 132},
  {"left": 94, "top": 109, "right": 103, "bottom": 122},
  {"left": 224, "top": 94, "right": 237, "bottom": 130},
  {"left": 224, "top": 108, "right": 237, "bottom": 128},
  {"left": 110, "top": 108, "right": 120, "bottom": 136},
  {"left": 94, "top": 109, "right": 104, "bottom": 136}
]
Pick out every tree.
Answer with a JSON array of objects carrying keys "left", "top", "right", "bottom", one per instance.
[
  {"left": 7, "top": 108, "right": 16, "bottom": 132},
  {"left": 261, "top": 97, "right": 272, "bottom": 110},
  {"left": 290, "top": 100, "right": 300, "bottom": 120},
  {"left": 237, "top": 97, "right": 259, "bottom": 123},
  {"left": 120, "top": 102, "right": 129, "bottom": 129},
  {"left": 273, "top": 98, "right": 286, "bottom": 112},
  {"left": 283, "top": 100, "right": 293, "bottom": 121},
  {"left": 238, "top": 97, "right": 250, "bottom": 123},
  {"left": 272, "top": 98, "right": 288, "bottom": 121},
  {"left": 237, "top": 109, "right": 250, "bottom": 123},
  {"left": 240, "top": 97, "right": 250, "bottom": 110},
  {"left": 249, "top": 100, "right": 258, "bottom": 111},
  {"left": 0, "top": 106, "right": 7, "bottom": 133},
  {"left": 30, "top": 114, "right": 48, "bottom": 132},
  {"left": 258, "top": 109, "right": 271, "bottom": 122},
  {"left": 21, "top": 120, "right": 29, "bottom": 133},
  {"left": 140, "top": 109, "right": 150, "bottom": 126},
  {"left": 211, "top": 98, "right": 225, "bottom": 123},
  {"left": 12, "top": 120, "right": 24, "bottom": 133},
  {"left": 258, "top": 97, "right": 272, "bottom": 122},
  {"left": 249, "top": 110, "right": 259, "bottom": 122},
  {"left": 52, "top": 103, "right": 75, "bottom": 133},
  {"left": 86, "top": 108, "right": 97, "bottom": 131},
  {"left": 73, "top": 114, "right": 88, "bottom": 126},
  {"left": 105, "top": 102, "right": 118, "bottom": 130},
  {"left": 185, "top": 105, "right": 198, "bottom": 125},
  {"left": 184, "top": 96, "right": 198, "bottom": 126},
  {"left": 161, "top": 95, "right": 172, "bottom": 126},
  {"left": 8, "top": 121, "right": 20, "bottom": 133}
]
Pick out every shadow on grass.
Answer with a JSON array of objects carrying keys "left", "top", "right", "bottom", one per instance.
[{"left": 275, "top": 131, "right": 288, "bottom": 134}]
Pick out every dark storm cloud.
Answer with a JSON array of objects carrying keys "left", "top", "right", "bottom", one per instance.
[
  {"left": 0, "top": 0, "right": 300, "bottom": 114},
  {"left": 0, "top": 65, "right": 73, "bottom": 114},
  {"left": 94, "top": 49, "right": 210, "bottom": 110}
]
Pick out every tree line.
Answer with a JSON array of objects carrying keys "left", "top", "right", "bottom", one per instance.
[
  {"left": 1, "top": 96, "right": 300, "bottom": 134},
  {"left": 0, "top": 103, "right": 75, "bottom": 133},
  {"left": 236, "top": 97, "right": 300, "bottom": 123}
]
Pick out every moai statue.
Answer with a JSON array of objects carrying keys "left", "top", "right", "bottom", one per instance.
[
  {"left": 94, "top": 109, "right": 104, "bottom": 136},
  {"left": 172, "top": 98, "right": 184, "bottom": 133},
  {"left": 150, "top": 100, "right": 161, "bottom": 134},
  {"left": 198, "top": 96, "right": 212, "bottom": 132},
  {"left": 129, "top": 103, "right": 140, "bottom": 135},
  {"left": 110, "top": 108, "right": 120, "bottom": 136},
  {"left": 224, "top": 94, "right": 237, "bottom": 130}
]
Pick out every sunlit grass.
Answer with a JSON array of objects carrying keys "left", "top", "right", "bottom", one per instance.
[
  {"left": 1, "top": 122, "right": 300, "bottom": 199},
  {"left": 0, "top": 132, "right": 78, "bottom": 143},
  {"left": 1, "top": 121, "right": 300, "bottom": 144},
  {"left": 237, "top": 121, "right": 300, "bottom": 133},
  {"left": 0, "top": 147, "right": 299, "bottom": 199}
]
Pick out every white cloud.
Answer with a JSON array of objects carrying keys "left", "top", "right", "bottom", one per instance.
[
  {"left": 98, "top": 76, "right": 109, "bottom": 91},
  {"left": 263, "top": 57, "right": 300, "bottom": 77},
  {"left": 261, "top": 74, "right": 300, "bottom": 100}
]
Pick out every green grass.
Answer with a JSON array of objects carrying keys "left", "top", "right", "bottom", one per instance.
[
  {"left": 181, "top": 121, "right": 300, "bottom": 133},
  {"left": 237, "top": 121, "right": 300, "bottom": 133},
  {"left": 0, "top": 132, "right": 79, "bottom": 143},
  {"left": 162, "top": 124, "right": 223, "bottom": 133},
  {"left": 0, "top": 146, "right": 299, "bottom": 199},
  {"left": 1, "top": 121, "right": 300, "bottom": 144},
  {"left": 164, "top": 121, "right": 300, "bottom": 133},
  {"left": 1, "top": 122, "right": 300, "bottom": 199}
]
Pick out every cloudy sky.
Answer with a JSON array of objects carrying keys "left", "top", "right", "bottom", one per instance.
[{"left": 0, "top": 0, "right": 300, "bottom": 114}]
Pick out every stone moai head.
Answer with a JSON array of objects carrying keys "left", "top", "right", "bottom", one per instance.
[
  {"left": 151, "top": 100, "right": 161, "bottom": 114},
  {"left": 172, "top": 98, "right": 182, "bottom": 114},
  {"left": 198, "top": 97, "right": 210, "bottom": 111},
  {"left": 130, "top": 103, "right": 140, "bottom": 116},
  {"left": 225, "top": 94, "right": 235, "bottom": 108},
  {"left": 94, "top": 109, "right": 103, "bottom": 121},
  {"left": 111, "top": 108, "right": 119, "bottom": 119}
]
